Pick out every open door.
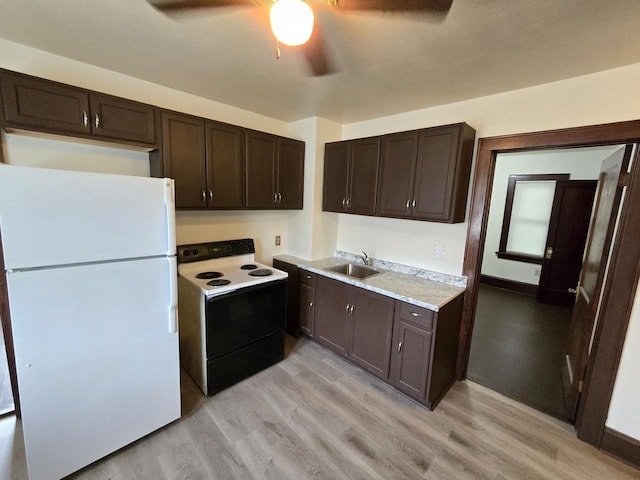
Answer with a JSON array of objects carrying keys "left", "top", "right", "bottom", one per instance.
[
  {"left": 562, "top": 146, "right": 628, "bottom": 422},
  {"left": 537, "top": 180, "right": 597, "bottom": 306}
]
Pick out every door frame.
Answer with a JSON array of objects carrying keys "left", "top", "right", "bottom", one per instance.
[{"left": 457, "top": 119, "right": 640, "bottom": 447}]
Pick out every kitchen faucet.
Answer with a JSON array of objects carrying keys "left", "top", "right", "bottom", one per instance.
[{"left": 360, "top": 251, "right": 370, "bottom": 267}]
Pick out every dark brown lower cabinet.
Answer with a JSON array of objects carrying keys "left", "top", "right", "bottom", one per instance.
[
  {"left": 298, "top": 269, "right": 316, "bottom": 337},
  {"left": 315, "top": 276, "right": 395, "bottom": 380},
  {"left": 390, "top": 295, "right": 464, "bottom": 408}
]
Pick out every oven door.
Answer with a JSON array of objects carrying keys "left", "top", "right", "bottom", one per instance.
[{"left": 205, "top": 279, "right": 287, "bottom": 359}]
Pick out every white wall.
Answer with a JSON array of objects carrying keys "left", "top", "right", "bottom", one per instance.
[{"left": 481, "top": 147, "right": 617, "bottom": 285}]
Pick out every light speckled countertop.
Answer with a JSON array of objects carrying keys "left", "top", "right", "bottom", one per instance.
[{"left": 274, "top": 253, "right": 466, "bottom": 312}]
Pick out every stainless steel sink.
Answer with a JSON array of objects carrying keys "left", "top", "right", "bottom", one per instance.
[{"left": 327, "top": 263, "right": 379, "bottom": 279}]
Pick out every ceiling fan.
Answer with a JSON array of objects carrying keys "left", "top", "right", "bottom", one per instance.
[{"left": 147, "top": 0, "right": 454, "bottom": 76}]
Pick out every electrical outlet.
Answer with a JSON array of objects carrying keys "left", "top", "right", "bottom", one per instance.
[{"left": 275, "top": 235, "right": 281, "bottom": 246}]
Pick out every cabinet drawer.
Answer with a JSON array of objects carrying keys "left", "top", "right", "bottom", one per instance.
[
  {"left": 398, "top": 302, "right": 434, "bottom": 331},
  {"left": 299, "top": 269, "right": 316, "bottom": 287}
]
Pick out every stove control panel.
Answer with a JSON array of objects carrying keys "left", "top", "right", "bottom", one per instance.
[{"left": 177, "top": 239, "right": 255, "bottom": 264}]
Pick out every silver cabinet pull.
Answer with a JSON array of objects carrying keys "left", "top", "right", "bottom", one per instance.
[
  {"left": 347, "top": 197, "right": 351, "bottom": 207},
  {"left": 342, "top": 197, "right": 346, "bottom": 208},
  {"left": 273, "top": 192, "right": 278, "bottom": 204},
  {"left": 406, "top": 199, "right": 411, "bottom": 210},
  {"left": 345, "top": 304, "right": 350, "bottom": 314},
  {"left": 412, "top": 199, "right": 416, "bottom": 208},
  {"left": 201, "top": 190, "right": 206, "bottom": 204},
  {"left": 410, "top": 311, "right": 420, "bottom": 317},
  {"left": 350, "top": 305, "right": 354, "bottom": 315},
  {"left": 309, "top": 302, "right": 313, "bottom": 309},
  {"left": 83, "top": 111, "right": 88, "bottom": 127},
  {"left": 306, "top": 275, "right": 311, "bottom": 279},
  {"left": 398, "top": 342, "right": 402, "bottom": 353},
  {"left": 95, "top": 113, "right": 100, "bottom": 128},
  {"left": 208, "top": 190, "right": 213, "bottom": 203},
  {"left": 277, "top": 192, "right": 282, "bottom": 204}
]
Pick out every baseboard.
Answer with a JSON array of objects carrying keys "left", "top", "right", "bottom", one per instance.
[
  {"left": 480, "top": 274, "right": 538, "bottom": 297},
  {"left": 601, "top": 427, "right": 640, "bottom": 469}
]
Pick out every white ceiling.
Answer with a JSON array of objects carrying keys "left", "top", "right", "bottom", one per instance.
[{"left": 1, "top": 0, "right": 639, "bottom": 124}]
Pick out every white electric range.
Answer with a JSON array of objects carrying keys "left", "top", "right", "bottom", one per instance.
[{"left": 177, "top": 239, "right": 288, "bottom": 395}]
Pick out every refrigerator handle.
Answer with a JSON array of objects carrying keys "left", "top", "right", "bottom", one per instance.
[
  {"left": 168, "top": 257, "right": 178, "bottom": 334},
  {"left": 165, "top": 179, "right": 177, "bottom": 255}
]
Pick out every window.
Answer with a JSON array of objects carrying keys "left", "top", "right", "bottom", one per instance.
[{"left": 497, "top": 174, "right": 569, "bottom": 264}]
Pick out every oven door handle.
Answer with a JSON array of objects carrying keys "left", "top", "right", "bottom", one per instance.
[{"left": 168, "top": 256, "right": 178, "bottom": 334}]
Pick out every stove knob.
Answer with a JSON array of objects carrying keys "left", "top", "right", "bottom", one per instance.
[
  {"left": 192, "top": 249, "right": 199, "bottom": 256},
  {"left": 183, "top": 250, "right": 190, "bottom": 256}
]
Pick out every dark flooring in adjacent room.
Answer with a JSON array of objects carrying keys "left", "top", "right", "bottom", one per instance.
[{"left": 468, "top": 284, "right": 573, "bottom": 420}]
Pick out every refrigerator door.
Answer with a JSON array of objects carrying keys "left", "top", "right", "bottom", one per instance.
[
  {"left": 0, "top": 164, "right": 176, "bottom": 270},
  {"left": 8, "top": 256, "right": 180, "bottom": 480}
]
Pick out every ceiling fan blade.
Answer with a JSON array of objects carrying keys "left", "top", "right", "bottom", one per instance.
[
  {"left": 147, "top": 0, "right": 256, "bottom": 13},
  {"left": 301, "top": 23, "right": 335, "bottom": 77},
  {"left": 330, "top": 0, "right": 453, "bottom": 13}
]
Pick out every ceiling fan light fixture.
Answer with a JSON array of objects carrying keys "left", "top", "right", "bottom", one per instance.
[{"left": 270, "top": 0, "right": 314, "bottom": 46}]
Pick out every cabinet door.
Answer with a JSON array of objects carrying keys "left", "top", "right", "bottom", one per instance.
[
  {"left": 377, "top": 132, "right": 419, "bottom": 218},
  {"left": 1, "top": 71, "right": 91, "bottom": 135},
  {"left": 161, "top": 112, "right": 207, "bottom": 209},
  {"left": 246, "top": 130, "right": 277, "bottom": 208},
  {"left": 348, "top": 287, "right": 395, "bottom": 379},
  {"left": 89, "top": 93, "right": 157, "bottom": 145},
  {"left": 322, "top": 142, "right": 349, "bottom": 212},
  {"left": 390, "top": 320, "right": 432, "bottom": 401},
  {"left": 206, "top": 121, "right": 244, "bottom": 209},
  {"left": 299, "top": 283, "right": 315, "bottom": 337},
  {"left": 314, "top": 276, "right": 350, "bottom": 356},
  {"left": 277, "top": 138, "right": 305, "bottom": 209},
  {"left": 413, "top": 126, "right": 461, "bottom": 221},
  {"left": 348, "top": 137, "right": 380, "bottom": 215}
]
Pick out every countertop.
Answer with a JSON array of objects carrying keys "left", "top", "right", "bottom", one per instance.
[{"left": 274, "top": 253, "right": 466, "bottom": 312}]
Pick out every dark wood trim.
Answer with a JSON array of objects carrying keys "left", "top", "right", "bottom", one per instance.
[
  {"left": 458, "top": 119, "right": 640, "bottom": 451},
  {"left": 480, "top": 274, "right": 538, "bottom": 296},
  {"left": 494, "top": 251, "right": 543, "bottom": 264},
  {"left": 601, "top": 427, "right": 640, "bottom": 468},
  {"left": 0, "top": 231, "right": 19, "bottom": 417},
  {"left": 498, "top": 173, "right": 570, "bottom": 255}
]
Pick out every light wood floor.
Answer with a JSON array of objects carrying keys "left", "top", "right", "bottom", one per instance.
[{"left": 2, "top": 336, "right": 638, "bottom": 480}]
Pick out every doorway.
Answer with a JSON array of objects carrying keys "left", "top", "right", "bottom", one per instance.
[
  {"left": 467, "top": 146, "right": 617, "bottom": 421},
  {"left": 457, "top": 120, "right": 640, "bottom": 447}
]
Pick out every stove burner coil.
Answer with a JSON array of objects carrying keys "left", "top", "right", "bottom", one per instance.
[
  {"left": 240, "top": 264, "right": 258, "bottom": 270},
  {"left": 248, "top": 268, "right": 273, "bottom": 277},
  {"left": 207, "top": 279, "right": 232, "bottom": 287},
  {"left": 196, "top": 271, "right": 223, "bottom": 279}
]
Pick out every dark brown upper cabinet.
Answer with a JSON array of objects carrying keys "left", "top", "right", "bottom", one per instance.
[
  {"left": 0, "top": 70, "right": 157, "bottom": 147},
  {"left": 161, "top": 112, "right": 207, "bottom": 209},
  {"left": 322, "top": 137, "right": 380, "bottom": 215},
  {"left": 245, "top": 130, "right": 304, "bottom": 210},
  {"left": 161, "top": 111, "right": 245, "bottom": 210},
  {"left": 377, "top": 123, "right": 476, "bottom": 223}
]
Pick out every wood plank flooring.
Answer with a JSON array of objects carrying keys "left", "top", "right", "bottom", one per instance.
[{"left": 2, "top": 335, "right": 638, "bottom": 480}]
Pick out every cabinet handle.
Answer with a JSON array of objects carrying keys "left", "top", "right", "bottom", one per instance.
[
  {"left": 309, "top": 302, "right": 313, "bottom": 309},
  {"left": 277, "top": 192, "right": 282, "bottom": 204},
  {"left": 273, "top": 192, "right": 278, "bottom": 204},
  {"left": 83, "top": 111, "right": 88, "bottom": 127},
  {"left": 350, "top": 304, "right": 354, "bottom": 315},
  {"left": 208, "top": 190, "right": 213, "bottom": 203},
  {"left": 398, "top": 342, "right": 402, "bottom": 353},
  {"left": 410, "top": 311, "right": 421, "bottom": 317},
  {"left": 342, "top": 197, "right": 346, "bottom": 208},
  {"left": 345, "top": 304, "right": 350, "bottom": 314},
  {"left": 412, "top": 199, "right": 416, "bottom": 208},
  {"left": 201, "top": 190, "right": 206, "bottom": 204},
  {"left": 406, "top": 199, "right": 411, "bottom": 210},
  {"left": 306, "top": 275, "right": 311, "bottom": 279},
  {"left": 346, "top": 197, "right": 351, "bottom": 208},
  {"left": 95, "top": 113, "right": 100, "bottom": 128}
]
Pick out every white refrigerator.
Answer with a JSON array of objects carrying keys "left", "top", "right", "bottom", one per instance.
[{"left": 0, "top": 164, "right": 181, "bottom": 480}]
